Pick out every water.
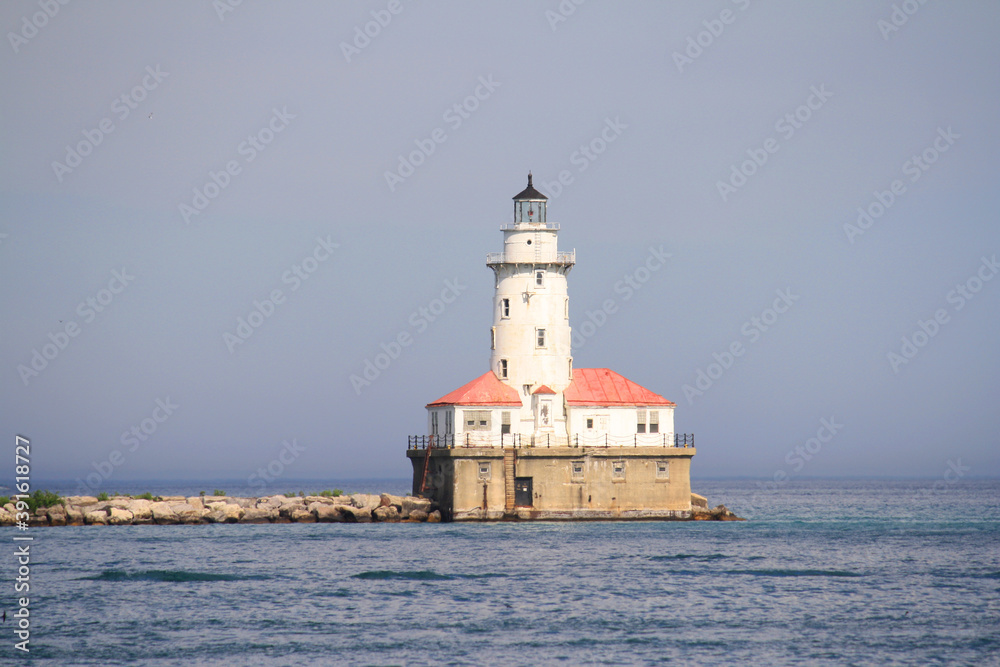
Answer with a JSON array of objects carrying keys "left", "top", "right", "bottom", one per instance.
[{"left": 7, "top": 479, "right": 999, "bottom": 665}]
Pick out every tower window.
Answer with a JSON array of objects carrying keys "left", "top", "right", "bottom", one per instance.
[
  {"left": 568, "top": 358, "right": 573, "bottom": 379},
  {"left": 500, "top": 298, "right": 510, "bottom": 318},
  {"left": 523, "top": 384, "right": 531, "bottom": 396},
  {"left": 565, "top": 298, "right": 569, "bottom": 319},
  {"left": 491, "top": 327, "right": 496, "bottom": 350},
  {"left": 536, "top": 328, "right": 546, "bottom": 348},
  {"left": 535, "top": 270, "right": 545, "bottom": 287},
  {"left": 498, "top": 359, "right": 508, "bottom": 379}
]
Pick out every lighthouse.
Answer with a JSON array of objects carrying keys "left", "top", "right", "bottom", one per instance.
[
  {"left": 407, "top": 175, "right": 696, "bottom": 520},
  {"left": 488, "top": 173, "right": 575, "bottom": 438}
]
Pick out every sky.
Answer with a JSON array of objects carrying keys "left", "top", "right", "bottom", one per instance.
[{"left": 2, "top": 1, "right": 998, "bottom": 493}]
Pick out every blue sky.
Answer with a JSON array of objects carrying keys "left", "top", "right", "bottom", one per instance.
[{"left": 2, "top": 1, "right": 998, "bottom": 492}]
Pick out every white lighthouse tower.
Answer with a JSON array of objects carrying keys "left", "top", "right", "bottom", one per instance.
[
  {"left": 487, "top": 173, "right": 575, "bottom": 440},
  {"left": 409, "top": 174, "right": 696, "bottom": 521}
]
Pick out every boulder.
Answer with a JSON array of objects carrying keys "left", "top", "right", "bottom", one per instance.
[
  {"left": 231, "top": 497, "right": 256, "bottom": 509},
  {"left": 312, "top": 504, "right": 343, "bottom": 523},
  {"left": 3, "top": 503, "right": 15, "bottom": 514},
  {"left": 239, "top": 508, "right": 273, "bottom": 524},
  {"left": 186, "top": 497, "right": 205, "bottom": 510},
  {"left": 290, "top": 507, "right": 316, "bottom": 523},
  {"left": 278, "top": 502, "right": 305, "bottom": 520},
  {"left": 47, "top": 507, "right": 67, "bottom": 526},
  {"left": 304, "top": 496, "right": 336, "bottom": 505},
  {"left": 85, "top": 510, "right": 109, "bottom": 525},
  {"left": 129, "top": 500, "right": 154, "bottom": 524},
  {"left": 373, "top": 506, "right": 400, "bottom": 522},
  {"left": 401, "top": 497, "right": 432, "bottom": 519},
  {"left": 380, "top": 493, "right": 405, "bottom": 509},
  {"left": 64, "top": 505, "right": 85, "bottom": 526},
  {"left": 427, "top": 510, "right": 442, "bottom": 523},
  {"left": 108, "top": 507, "right": 134, "bottom": 525},
  {"left": 258, "top": 495, "right": 285, "bottom": 509},
  {"left": 350, "top": 494, "right": 381, "bottom": 510},
  {"left": 408, "top": 509, "right": 429, "bottom": 522},
  {"left": 170, "top": 503, "right": 204, "bottom": 524},
  {"left": 0, "top": 508, "right": 15, "bottom": 526},
  {"left": 150, "top": 502, "right": 178, "bottom": 524},
  {"left": 160, "top": 496, "right": 186, "bottom": 502},
  {"left": 64, "top": 496, "right": 98, "bottom": 506},
  {"left": 338, "top": 506, "right": 372, "bottom": 523},
  {"left": 690, "top": 493, "right": 709, "bottom": 509}
]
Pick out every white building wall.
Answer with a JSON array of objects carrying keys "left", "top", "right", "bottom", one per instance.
[{"left": 567, "top": 405, "right": 676, "bottom": 447}]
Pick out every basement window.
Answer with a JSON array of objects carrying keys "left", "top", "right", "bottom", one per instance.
[
  {"left": 571, "top": 461, "right": 585, "bottom": 479},
  {"left": 612, "top": 461, "right": 625, "bottom": 480},
  {"left": 656, "top": 461, "right": 669, "bottom": 479},
  {"left": 478, "top": 462, "right": 491, "bottom": 480}
]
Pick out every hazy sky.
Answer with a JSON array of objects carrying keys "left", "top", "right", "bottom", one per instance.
[{"left": 2, "top": 1, "right": 998, "bottom": 492}]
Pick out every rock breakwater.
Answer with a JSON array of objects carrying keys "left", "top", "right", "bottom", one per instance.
[{"left": 0, "top": 493, "right": 441, "bottom": 527}]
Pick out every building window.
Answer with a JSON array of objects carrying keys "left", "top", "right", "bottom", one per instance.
[
  {"left": 478, "top": 462, "right": 491, "bottom": 481},
  {"left": 500, "top": 298, "right": 510, "bottom": 318},
  {"left": 498, "top": 359, "right": 508, "bottom": 379},
  {"left": 464, "top": 410, "right": 491, "bottom": 431},
  {"left": 637, "top": 409, "right": 647, "bottom": 434},
  {"left": 536, "top": 328, "right": 546, "bottom": 348},
  {"left": 445, "top": 411, "right": 453, "bottom": 434},
  {"left": 535, "top": 270, "right": 544, "bottom": 287},
  {"left": 501, "top": 411, "right": 511, "bottom": 435},
  {"left": 586, "top": 418, "right": 594, "bottom": 430},
  {"left": 612, "top": 461, "right": 625, "bottom": 479},
  {"left": 571, "top": 461, "right": 584, "bottom": 479},
  {"left": 431, "top": 411, "right": 439, "bottom": 435},
  {"left": 491, "top": 327, "right": 496, "bottom": 350},
  {"left": 656, "top": 461, "right": 669, "bottom": 479},
  {"left": 649, "top": 410, "right": 659, "bottom": 434},
  {"left": 523, "top": 384, "right": 532, "bottom": 396}
]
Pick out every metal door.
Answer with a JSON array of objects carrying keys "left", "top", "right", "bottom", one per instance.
[{"left": 514, "top": 477, "right": 533, "bottom": 507}]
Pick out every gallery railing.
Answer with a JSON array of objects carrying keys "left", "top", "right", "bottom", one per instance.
[{"left": 407, "top": 432, "right": 694, "bottom": 450}]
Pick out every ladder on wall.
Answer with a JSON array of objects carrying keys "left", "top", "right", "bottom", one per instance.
[
  {"left": 419, "top": 435, "right": 434, "bottom": 494},
  {"left": 503, "top": 448, "right": 516, "bottom": 512}
]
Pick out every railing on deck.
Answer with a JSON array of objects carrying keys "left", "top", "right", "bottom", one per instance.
[
  {"left": 485, "top": 250, "right": 576, "bottom": 265},
  {"left": 407, "top": 432, "right": 694, "bottom": 450}
]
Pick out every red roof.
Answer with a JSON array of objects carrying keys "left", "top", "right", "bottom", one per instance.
[
  {"left": 427, "top": 371, "right": 522, "bottom": 407},
  {"left": 564, "top": 368, "right": 675, "bottom": 406},
  {"left": 532, "top": 385, "right": 556, "bottom": 395}
]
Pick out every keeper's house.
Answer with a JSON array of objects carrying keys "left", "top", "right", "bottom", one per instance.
[{"left": 407, "top": 175, "right": 695, "bottom": 520}]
